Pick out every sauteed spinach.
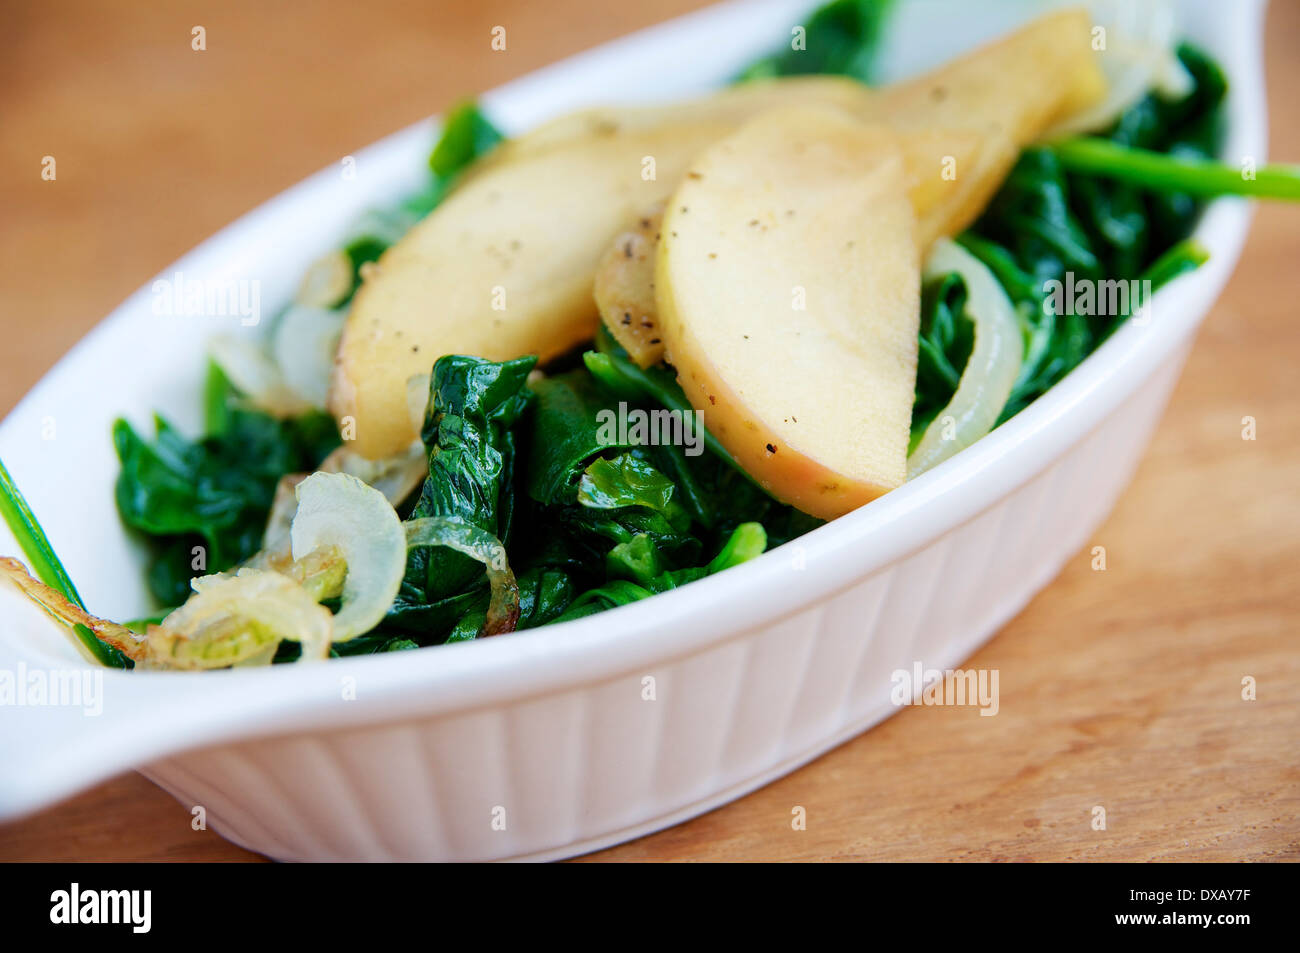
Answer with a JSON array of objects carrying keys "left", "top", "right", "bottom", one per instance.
[{"left": 2, "top": 0, "right": 1295, "bottom": 668}]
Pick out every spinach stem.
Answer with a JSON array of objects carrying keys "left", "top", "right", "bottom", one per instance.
[
  {"left": 1052, "top": 138, "right": 1300, "bottom": 201},
  {"left": 1141, "top": 238, "right": 1211, "bottom": 289},
  {"left": 0, "top": 456, "right": 126, "bottom": 666},
  {"left": 0, "top": 456, "right": 85, "bottom": 608}
]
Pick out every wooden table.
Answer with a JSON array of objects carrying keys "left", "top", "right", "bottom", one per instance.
[{"left": 1, "top": 0, "right": 1296, "bottom": 862}]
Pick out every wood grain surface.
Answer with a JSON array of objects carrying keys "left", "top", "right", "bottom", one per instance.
[{"left": 0, "top": 0, "right": 1296, "bottom": 863}]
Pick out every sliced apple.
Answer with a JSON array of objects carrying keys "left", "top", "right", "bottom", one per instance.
[
  {"left": 868, "top": 7, "right": 1104, "bottom": 241},
  {"left": 878, "top": 8, "right": 1104, "bottom": 143},
  {"left": 655, "top": 106, "right": 920, "bottom": 519},
  {"left": 332, "top": 80, "right": 876, "bottom": 458},
  {"left": 594, "top": 203, "right": 664, "bottom": 367},
  {"left": 333, "top": 11, "right": 1103, "bottom": 457},
  {"left": 597, "top": 10, "right": 1103, "bottom": 368},
  {"left": 896, "top": 126, "right": 1017, "bottom": 249},
  {"left": 331, "top": 124, "right": 714, "bottom": 457},
  {"left": 597, "top": 126, "right": 986, "bottom": 368}
]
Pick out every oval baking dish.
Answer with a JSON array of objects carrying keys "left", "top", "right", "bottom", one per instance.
[{"left": 0, "top": 0, "right": 1266, "bottom": 860}]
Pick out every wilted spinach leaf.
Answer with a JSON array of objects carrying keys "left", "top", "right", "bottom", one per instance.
[
  {"left": 385, "top": 354, "right": 535, "bottom": 633},
  {"left": 444, "top": 567, "right": 577, "bottom": 643},
  {"left": 585, "top": 329, "right": 822, "bottom": 548},
  {"left": 525, "top": 370, "right": 635, "bottom": 505},
  {"left": 911, "top": 272, "right": 975, "bottom": 449},
  {"left": 114, "top": 363, "right": 339, "bottom": 606},
  {"left": 554, "top": 522, "right": 768, "bottom": 624},
  {"left": 578, "top": 453, "right": 678, "bottom": 514}
]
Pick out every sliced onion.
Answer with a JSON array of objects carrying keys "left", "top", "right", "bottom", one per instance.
[
  {"left": 208, "top": 333, "right": 312, "bottom": 418},
  {"left": 296, "top": 250, "right": 352, "bottom": 309},
  {"left": 157, "top": 568, "right": 333, "bottom": 667},
  {"left": 211, "top": 304, "right": 344, "bottom": 416},
  {"left": 196, "top": 540, "right": 346, "bottom": 597},
  {"left": 290, "top": 472, "right": 407, "bottom": 640},
  {"left": 260, "top": 443, "right": 428, "bottom": 555},
  {"left": 261, "top": 473, "right": 305, "bottom": 556},
  {"left": 272, "top": 305, "right": 347, "bottom": 409},
  {"left": 233, "top": 644, "right": 280, "bottom": 668},
  {"left": 405, "top": 518, "right": 520, "bottom": 637},
  {"left": 283, "top": 544, "right": 348, "bottom": 603},
  {"left": 320, "top": 442, "right": 428, "bottom": 505},
  {"left": 1042, "top": 0, "right": 1191, "bottom": 139},
  {"left": 907, "top": 239, "right": 1023, "bottom": 479}
]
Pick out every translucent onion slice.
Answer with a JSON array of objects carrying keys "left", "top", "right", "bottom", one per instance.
[
  {"left": 156, "top": 568, "right": 333, "bottom": 667},
  {"left": 272, "top": 305, "right": 347, "bottom": 409},
  {"left": 208, "top": 334, "right": 312, "bottom": 418},
  {"left": 296, "top": 250, "right": 352, "bottom": 309},
  {"left": 907, "top": 238, "right": 1023, "bottom": 479},
  {"left": 233, "top": 644, "right": 280, "bottom": 668},
  {"left": 290, "top": 472, "right": 407, "bottom": 640},
  {"left": 405, "top": 518, "right": 520, "bottom": 637},
  {"left": 283, "top": 544, "right": 348, "bottom": 603},
  {"left": 1042, "top": 0, "right": 1191, "bottom": 139},
  {"left": 223, "top": 542, "right": 348, "bottom": 604},
  {"left": 320, "top": 442, "right": 428, "bottom": 507},
  {"left": 260, "top": 444, "right": 428, "bottom": 554},
  {"left": 260, "top": 473, "right": 306, "bottom": 556}
]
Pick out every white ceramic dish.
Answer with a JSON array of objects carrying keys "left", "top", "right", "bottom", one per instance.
[{"left": 0, "top": 0, "right": 1265, "bottom": 860}]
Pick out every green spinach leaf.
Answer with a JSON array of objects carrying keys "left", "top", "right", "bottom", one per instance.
[
  {"left": 114, "top": 365, "right": 339, "bottom": 606},
  {"left": 385, "top": 354, "right": 535, "bottom": 634}
]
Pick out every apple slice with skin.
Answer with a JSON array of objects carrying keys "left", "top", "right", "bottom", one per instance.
[{"left": 656, "top": 105, "right": 920, "bottom": 519}]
